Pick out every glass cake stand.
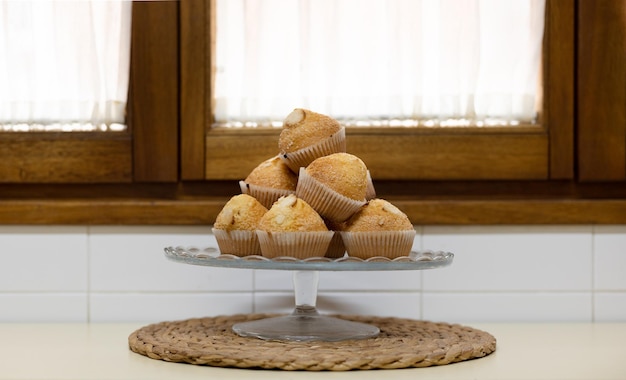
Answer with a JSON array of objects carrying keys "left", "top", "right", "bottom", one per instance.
[{"left": 164, "top": 246, "right": 454, "bottom": 342}]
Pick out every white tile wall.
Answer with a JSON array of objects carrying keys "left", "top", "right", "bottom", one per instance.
[
  {"left": 422, "top": 292, "right": 593, "bottom": 323},
  {"left": 593, "top": 226, "right": 626, "bottom": 290},
  {"left": 0, "top": 294, "right": 87, "bottom": 322},
  {"left": 89, "top": 293, "right": 253, "bottom": 323},
  {"left": 255, "top": 292, "right": 421, "bottom": 319},
  {"left": 0, "top": 225, "right": 624, "bottom": 323},
  {"left": 0, "top": 226, "right": 88, "bottom": 322},
  {"left": 0, "top": 226, "right": 88, "bottom": 292},
  {"left": 89, "top": 226, "right": 253, "bottom": 292},
  {"left": 593, "top": 225, "right": 626, "bottom": 322}
]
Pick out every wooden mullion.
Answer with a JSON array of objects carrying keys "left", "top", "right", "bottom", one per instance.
[
  {"left": 180, "top": 0, "right": 208, "bottom": 180},
  {"left": 545, "top": 0, "right": 575, "bottom": 179},
  {"left": 577, "top": 0, "right": 626, "bottom": 181},
  {"left": 129, "top": 1, "right": 179, "bottom": 182}
]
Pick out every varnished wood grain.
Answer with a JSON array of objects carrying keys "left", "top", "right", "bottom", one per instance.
[
  {"left": 1, "top": 179, "right": 625, "bottom": 224},
  {"left": 180, "top": 0, "right": 208, "bottom": 180},
  {"left": 1, "top": 198, "right": 625, "bottom": 225},
  {"left": 577, "top": 0, "right": 626, "bottom": 181},
  {"left": 544, "top": 0, "right": 575, "bottom": 179},
  {"left": 349, "top": 132, "right": 548, "bottom": 180},
  {"left": 129, "top": 1, "right": 179, "bottom": 182},
  {"left": 0, "top": 133, "right": 131, "bottom": 183},
  {"left": 4, "top": 1, "right": 626, "bottom": 226},
  {"left": 204, "top": 128, "right": 549, "bottom": 180},
  {"left": 204, "top": 128, "right": 280, "bottom": 179},
  {"left": 396, "top": 199, "right": 626, "bottom": 225}
]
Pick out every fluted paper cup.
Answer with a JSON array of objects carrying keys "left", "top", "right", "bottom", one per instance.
[
  {"left": 239, "top": 180, "right": 294, "bottom": 209},
  {"left": 280, "top": 127, "right": 346, "bottom": 173},
  {"left": 212, "top": 228, "right": 261, "bottom": 256},
  {"left": 256, "top": 230, "right": 334, "bottom": 259},
  {"left": 340, "top": 230, "right": 416, "bottom": 259},
  {"left": 296, "top": 168, "right": 366, "bottom": 222}
]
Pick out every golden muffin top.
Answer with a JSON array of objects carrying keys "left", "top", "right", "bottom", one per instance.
[
  {"left": 278, "top": 108, "right": 342, "bottom": 153},
  {"left": 245, "top": 155, "right": 298, "bottom": 190},
  {"left": 214, "top": 194, "right": 268, "bottom": 231},
  {"left": 258, "top": 194, "right": 328, "bottom": 232},
  {"left": 306, "top": 153, "right": 368, "bottom": 201},
  {"left": 343, "top": 198, "right": 413, "bottom": 232}
]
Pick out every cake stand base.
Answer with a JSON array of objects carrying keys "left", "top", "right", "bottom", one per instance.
[
  {"left": 232, "top": 306, "right": 380, "bottom": 342},
  {"left": 232, "top": 270, "right": 379, "bottom": 341}
]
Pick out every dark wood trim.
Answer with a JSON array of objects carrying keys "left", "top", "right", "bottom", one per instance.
[
  {"left": 2, "top": 179, "right": 625, "bottom": 224},
  {"left": 577, "top": 0, "right": 626, "bottom": 181},
  {"left": 545, "top": 0, "right": 575, "bottom": 179},
  {"left": 398, "top": 199, "right": 626, "bottom": 225},
  {"left": 1, "top": 197, "right": 625, "bottom": 225},
  {"left": 129, "top": 1, "right": 179, "bottom": 182},
  {"left": 180, "top": 0, "right": 208, "bottom": 180}
]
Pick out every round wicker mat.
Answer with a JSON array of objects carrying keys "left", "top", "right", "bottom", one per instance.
[{"left": 128, "top": 313, "right": 496, "bottom": 371}]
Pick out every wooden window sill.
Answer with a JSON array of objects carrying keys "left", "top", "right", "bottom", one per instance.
[
  {"left": 2, "top": 181, "right": 624, "bottom": 225},
  {"left": 1, "top": 198, "right": 625, "bottom": 225}
]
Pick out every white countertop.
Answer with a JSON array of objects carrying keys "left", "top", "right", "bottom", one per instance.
[{"left": 1, "top": 322, "right": 625, "bottom": 380}]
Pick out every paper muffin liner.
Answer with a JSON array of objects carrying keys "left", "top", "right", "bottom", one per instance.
[
  {"left": 340, "top": 230, "right": 417, "bottom": 259},
  {"left": 280, "top": 127, "right": 346, "bottom": 173},
  {"left": 212, "top": 228, "right": 261, "bottom": 257},
  {"left": 365, "top": 170, "right": 376, "bottom": 200},
  {"left": 239, "top": 181, "right": 295, "bottom": 209},
  {"left": 296, "top": 167, "right": 366, "bottom": 222},
  {"left": 324, "top": 230, "right": 346, "bottom": 258},
  {"left": 256, "top": 230, "right": 334, "bottom": 259}
]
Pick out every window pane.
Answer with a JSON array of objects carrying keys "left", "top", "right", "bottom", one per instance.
[
  {"left": 214, "top": 0, "right": 545, "bottom": 126},
  {"left": 0, "top": 1, "right": 132, "bottom": 131}
]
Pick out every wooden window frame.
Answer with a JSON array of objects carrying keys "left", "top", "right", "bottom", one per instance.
[
  {"left": 184, "top": 0, "right": 567, "bottom": 182},
  {"left": 0, "top": 0, "right": 625, "bottom": 225}
]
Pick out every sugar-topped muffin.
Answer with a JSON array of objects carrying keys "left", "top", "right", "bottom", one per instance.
[
  {"left": 240, "top": 155, "right": 297, "bottom": 209},
  {"left": 213, "top": 194, "right": 268, "bottom": 256},
  {"left": 306, "top": 153, "right": 368, "bottom": 200},
  {"left": 296, "top": 153, "right": 368, "bottom": 222},
  {"left": 256, "top": 194, "right": 333, "bottom": 258},
  {"left": 343, "top": 199, "right": 413, "bottom": 232},
  {"left": 278, "top": 108, "right": 346, "bottom": 172},
  {"left": 340, "top": 198, "right": 416, "bottom": 259},
  {"left": 258, "top": 194, "right": 327, "bottom": 232}
]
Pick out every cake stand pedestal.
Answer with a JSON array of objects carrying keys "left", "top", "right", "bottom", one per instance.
[
  {"left": 232, "top": 270, "right": 380, "bottom": 341},
  {"left": 164, "top": 247, "right": 454, "bottom": 342}
]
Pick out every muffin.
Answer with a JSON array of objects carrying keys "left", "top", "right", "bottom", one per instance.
[
  {"left": 212, "top": 194, "right": 268, "bottom": 256},
  {"left": 256, "top": 194, "right": 334, "bottom": 259},
  {"left": 340, "top": 198, "right": 416, "bottom": 259},
  {"left": 296, "top": 152, "right": 368, "bottom": 222},
  {"left": 240, "top": 155, "right": 297, "bottom": 209},
  {"left": 278, "top": 108, "right": 346, "bottom": 172}
]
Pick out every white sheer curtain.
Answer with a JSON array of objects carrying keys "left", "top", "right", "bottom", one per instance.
[
  {"left": 0, "top": 1, "right": 132, "bottom": 131},
  {"left": 215, "top": 0, "right": 545, "bottom": 126}
]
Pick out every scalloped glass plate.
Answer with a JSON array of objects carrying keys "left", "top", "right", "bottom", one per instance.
[{"left": 164, "top": 246, "right": 454, "bottom": 271}]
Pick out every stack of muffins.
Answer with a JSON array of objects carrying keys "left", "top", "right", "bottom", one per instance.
[{"left": 213, "top": 108, "right": 416, "bottom": 259}]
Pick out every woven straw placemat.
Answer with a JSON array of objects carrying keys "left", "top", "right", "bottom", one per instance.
[{"left": 128, "top": 313, "right": 496, "bottom": 371}]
